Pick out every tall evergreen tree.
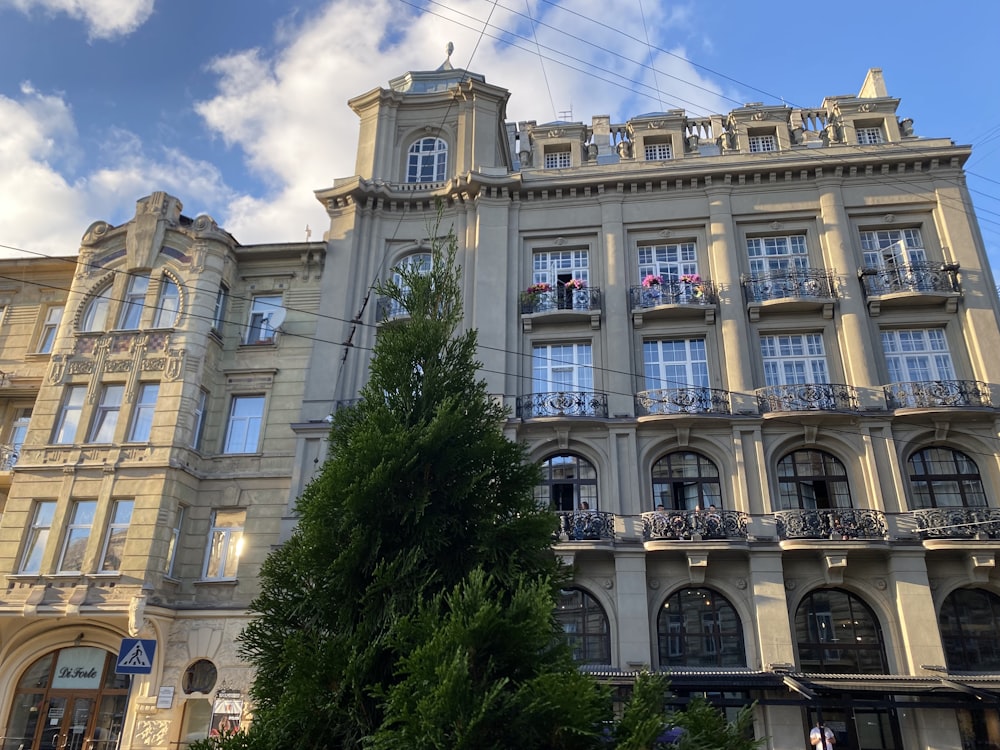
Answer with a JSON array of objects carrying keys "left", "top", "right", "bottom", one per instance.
[{"left": 235, "top": 216, "right": 608, "bottom": 748}]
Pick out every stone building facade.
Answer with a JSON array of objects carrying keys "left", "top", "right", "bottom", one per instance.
[{"left": 1, "top": 61, "right": 999, "bottom": 750}]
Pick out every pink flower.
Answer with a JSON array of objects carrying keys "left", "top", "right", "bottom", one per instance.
[{"left": 642, "top": 274, "right": 663, "bottom": 288}]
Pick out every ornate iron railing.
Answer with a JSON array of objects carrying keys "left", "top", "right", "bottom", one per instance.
[
  {"left": 635, "top": 387, "right": 732, "bottom": 415},
  {"left": 741, "top": 269, "right": 835, "bottom": 303},
  {"left": 375, "top": 296, "right": 407, "bottom": 322},
  {"left": 756, "top": 383, "right": 860, "bottom": 413},
  {"left": 912, "top": 507, "right": 1000, "bottom": 539},
  {"left": 554, "top": 510, "right": 615, "bottom": 541},
  {"left": 517, "top": 391, "right": 609, "bottom": 418},
  {"left": 883, "top": 380, "right": 993, "bottom": 409},
  {"left": 520, "top": 287, "right": 602, "bottom": 314},
  {"left": 775, "top": 508, "right": 888, "bottom": 540},
  {"left": 0, "top": 444, "right": 18, "bottom": 470},
  {"left": 859, "top": 262, "right": 960, "bottom": 296},
  {"left": 641, "top": 509, "right": 749, "bottom": 541},
  {"left": 628, "top": 280, "right": 717, "bottom": 309}
]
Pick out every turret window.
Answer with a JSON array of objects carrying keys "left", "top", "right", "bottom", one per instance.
[{"left": 406, "top": 137, "right": 447, "bottom": 183}]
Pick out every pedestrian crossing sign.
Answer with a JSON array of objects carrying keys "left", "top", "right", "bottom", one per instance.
[{"left": 115, "top": 638, "right": 157, "bottom": 674}]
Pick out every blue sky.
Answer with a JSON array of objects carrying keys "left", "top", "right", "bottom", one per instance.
[{"left": 1, "top": 0, "right": 999, "bottom": 271}]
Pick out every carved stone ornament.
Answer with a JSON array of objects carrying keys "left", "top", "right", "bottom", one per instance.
[
  {"left": 857, "top": 102, "right": 877, "bottom": 113},
  {"left": 736, "top": 577, "right": 747, "bottom": 590},
  {"left": 874, "top": 578, "right": 887, "bottom": 591},
  {"left": 648, "top": 578, "right": 659, "bottom": 589},
  {"left": 769, "top": 221, "right": 783, "bottom": 230},
  {"left": 165, "top": 348, "right": 186, "bottom": 381},
  {"left": 547, "top": 129, "right": 564, "bottom": 138},
  {"left": 882, "top": 214, "right": 895, "bottom": 223},
  {"left": 48, "top": 355, "right": 67, "bottom": 384},
  {"left": 81, "top": 220, "right": 112, "bottom": 246},
  {"left": 657, "top": 229, "right": 672, "bottom": 238},
  {"left": 135, "top": 720, "right": 171, "bottom": 745},
  {"left": 784, "top": 579, "right": 797, "bottom": 590},
  {"left": 751, "top": 111, "right": 765, "bottom": 121}
]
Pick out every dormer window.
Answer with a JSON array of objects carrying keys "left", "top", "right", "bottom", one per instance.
[
  {"left": 543, "top": 145, "right": 571, "bottom": 169},
  {"left": 856, "top": 125, "right": 885, "bottom": 145},
  {"left": 644, "top": 137, "right": 673, "bottom": 161},
  {"left": 406, "top": 137, "right": 447, "bottom": 183},
  {"left": 748, "top": 130, "right": 777, "bottom": 153}
]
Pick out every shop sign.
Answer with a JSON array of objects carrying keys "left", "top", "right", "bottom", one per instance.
[{"left": 51, "top": 647, "right": 105, "bottom": 690}]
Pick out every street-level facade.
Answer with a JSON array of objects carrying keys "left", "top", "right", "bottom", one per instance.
[{"left": 2, "top": 61, "right": 1000, "bottom": 750}]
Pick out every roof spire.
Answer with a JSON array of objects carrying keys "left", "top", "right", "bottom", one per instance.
[{"left": 438, "top": 41, "right": 454, "bottom": 71}]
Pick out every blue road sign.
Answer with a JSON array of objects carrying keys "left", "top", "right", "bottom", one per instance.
[{"left": 115, "top": 638, "right": 156, "bottom": 674}]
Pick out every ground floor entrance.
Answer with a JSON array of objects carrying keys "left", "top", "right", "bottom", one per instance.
[{"left": 3, "top": 646, "right": 129, "bottom": 750}]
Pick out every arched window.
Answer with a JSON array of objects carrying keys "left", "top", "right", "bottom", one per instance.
[
  {"left": 536, "top": 454, "right": 597, "bottom": 511},
  {"left": 406, "top": 137, "right": 447, "bottom": 183},
  {"left": 80, "top": 285, "right": 113, "bottom": 332},
  {"left": 777, "top": 449, "right": 853, "bottom": 510},
  {"left": 908, "top": 447, "right": 987, "bottom": 508},
  {"left": 657, "top": 587, "right": 745, "bottom": 668},
  {"left": 382, "top": 253, "right": 432, "bottom": 319},
  {"left": 555, "top": 588, "right": 610, "bottom": 665},
  {"left": 153, "top": 276, "right": 180, "bottom": 327},
  {"left": 940, "top": 588, "right": 1000, "bottom": 672},
  {"left": 652, "top": 451, "right": 721, "bottom": 510},
  {"left": 795, "top": 589, "right": 887, "bottom": 673}
]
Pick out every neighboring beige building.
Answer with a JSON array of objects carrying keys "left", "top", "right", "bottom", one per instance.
[{"left": 2, "top": 59, "right": 1000, "bottom": 750}]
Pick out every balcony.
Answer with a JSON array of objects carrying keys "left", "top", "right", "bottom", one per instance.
[
  {"left": 913, "top": 507, "right": 1000, "bottom": 540},
  {"left": 517, "top": 391, "right": 609, "bottom": 418},
  {"left": 520, "top": 288, "right": 602, "bottom": 331},
  {"left": 0, "top": 444, "right": 18, "bottom": 471},
  {"left": 629, "top": 280, "right": 718, "bottom": 326},
  {"left": 375, "top": 296, "right": 407, "bottom": 323},
  {"left": 554, "top": 510, "right": 615, "bottom": 542},
  {"left": 756, "top": 383, "right": 861, "bottom": 414},
  {"left": 775, "top": 508, "right": 888, "bottom": 541},
  {"left": 742, "top": 269, "right": 836, "bottom": 321},
  {"left": 635, "top": 387, "right": 732, "bottom": 416},
  {"left": 858, "top": 262, "right": 960, "bottom": 315},
  {"left": 641, "top": 509, "right": 749, "bottom": 541},
  {"left": 883, "top": 380, "right": 993, "bottom": 410}
]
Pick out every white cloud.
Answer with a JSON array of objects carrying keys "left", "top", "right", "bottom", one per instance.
[{"left": 1, "top": 0, "right": 154, "bottom": 39}]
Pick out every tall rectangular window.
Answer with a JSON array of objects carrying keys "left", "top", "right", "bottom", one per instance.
[
  {"left": 212, "top": 284, "right": 229, "bottom": 331},
  {"left": 192, "top": 389, "right": 208, "bottom": 450},
  {"left": 203, "top": 509, "right": 246, "bottom": 580},
  {"left": 245, "top": 295, "right": 282, "bottom": 345},
  {"left": 165, "top": 505, "right": 185, "bottom": 577},
  {"left": 152, "top": 278, "right": 180, "bottom": 327},
  {"left": 20, "top": 500, "right": 56, "bottom": 574},
  {"left": 224, "top": 395, "right": 265, "bottom": 454},
  {"left": 637, "top": 242, "right": 698, "bottom": 281},
  {"left": 89, "top": 384, "right": 124, "bottom": 443},
  {"left": 532, "top": 343, "right": 594, "bottom": 393},
  {"left": 881, "top": 328, "right": 955, "bottom": 383},
  {"left": 58, "top": 500, "right": 97, "bottom": 573},
  {"left": 37, "top": 305, "right": 63, "bottom": 353},
  {"left": 128, "top": 383, "right": 159, "bottom": 442},
  {"left": 6, "top": 407, "right": 31, "bottom": 470},
  {"left": 760, "top": 333, "right": 829, "bottom": 386},
  {"left": 643, "top": 339, "right": 709, "bottom": 390},
  {"left": 99, "top": 499, "right": 134, "bottom": 572},
  {"left": 860, "top": 228, "right": 925, "bottom": 267},
  {"left": 53, "top": 385, "right": 87, "bottom": 444},
  {"left": 118, "top": 274, "right": 150, "bottom": 329},
  {"left": 746, "top": 235, "right": 809, "bottom": 274}
]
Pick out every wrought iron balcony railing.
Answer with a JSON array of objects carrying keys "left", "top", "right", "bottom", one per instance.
[
  {"left": 742, "top": 269, "right": 835, "bottom": 303},
  {"left": 629, "top": 280, "right": 717, "bottom": 309},
  {"left": 517, "top": 391, "right": 609, "bottom": 418},
  {"left": 883, "top": 380, "right": 992, "bottom": 409},
  {"left": 775, "top": 508, "right": 888, "bottom": 540},
  {"left": 641, "top": 509, "right": 749, "bottom": 541},
  {"left": 635, "top": 387, "right": 732, "bottom": 416},
  {"left": 913, "top": 507, "right": 1000, "bottom": 540},
  {"left": 554, "top": 510, "right": 615, "bottom": 541},
  {"left": 859, "top": 262, "right": 960, "bottom": 296},
  {"left": 0, "top": 444, "right": 18, "bottom": 470},
  {"left": 375, "top": 296, "right": 407, "bottom": 322},
  {"left": 520, "top": 287, "right": 602, "bottom": 314},
  {"left": 756, "top": 383, "right": 860, "bottom": 413}
]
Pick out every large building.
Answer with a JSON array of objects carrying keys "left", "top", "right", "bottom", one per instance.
[{"left": 1, "top": 59, "right": 999, "bottom": 750}]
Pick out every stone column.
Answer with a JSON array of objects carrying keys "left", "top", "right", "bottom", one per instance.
[
  {"left": 598, "top": 189, "right": 633, "bottom": 417},
  {"left": 613, "top": 549, "right": 652, "bottom": 668}
]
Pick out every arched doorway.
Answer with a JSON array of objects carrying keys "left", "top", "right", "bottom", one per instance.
[{"left": 4, "top": 646, "right": 129, "bottom": 750}]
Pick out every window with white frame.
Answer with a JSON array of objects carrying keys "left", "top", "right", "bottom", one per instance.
[
  {"left": 99, "top": 499, "right": 133, "bottom": 572},
  {"left": 7, "top": 407, "right": 31, "bottom": 469},
  {"left": 406, "top": 137, "right": 447, "bottom": 183},
  {"left": 212, "top": 283, "right": 228, "bottom": 331},
  {"left": 881, "top": 328, "right": 955, "bottom": 383},
  {"left": 637, "top": 242, "right": 698, "bottom": 281},
  {"left": 192, "top": 389, "right": 208, "bottom": 450},
  {"left": 37, "top": 305, "right": 63, "bottom": 353},
  {"left": 860, "top": 228, "right": 926, "bottom": 267},
  {"left": 223, "top": 395, "right": 265, "bottom": 454},
  {"left": 748, "top": 132, "right": 777, "bottom": 153},
  {"left": 644, "top": 139, "right": 673, "bottom": 160},
  {"left": 532, "top": 343, "right": 593, "bottom": 393},
  {"left": 118, "top": 274, "right": 149, "bottom": 329},
  {"left": 80, "top": 285, "right": 112, "bottom": 332},
  {"left": 58, "top": 499, "right": 97, "bottom": 572},
  {"left": 153, "top": 276, "right": 180, "bottom": 327},
  {"left": 203, "top": 508, "right": 245, "bottom": 580},
  {"left": 165, "top": 505, "right": 185, "bottom": 576},
  {"left": 746, "top": 235, "right": 810, "bottom": 273},
  {"left": 244, "top": 295, "right": 282, "bottom": 345},
  {"left": 532, "top": 249, "right": 589, "bottom": 301},
  {"left": 89, "top": 384, "right": 124, "bottom": 443},
  {"left": 128, "top": 383, "right": 159, "bottom": 442},
  {"left": 543, "top": 146, "right": 571, "bottom": 169},
  {"left": 856, "top": 126, "right": 885, "bottom": 145},
  {"left": 20, "top": 500, "right": 56, "bottom": 574},
  {"left": 643, "top": 339, "right": 709, "bottom": 393},
  {"left": 760, "top": 333, "right": 830, "bottom": 386},
  {"left": 53, "top": 385, "right": 87, "bottom": 444}
]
